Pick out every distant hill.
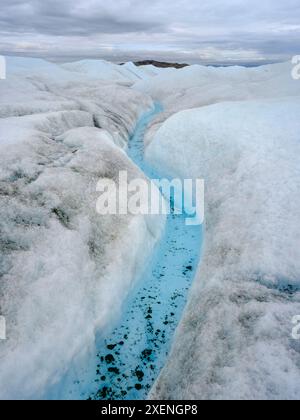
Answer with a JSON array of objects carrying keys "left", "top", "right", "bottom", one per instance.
[{"left": 121, "top": 60, "right": 189, "bottom": 69}]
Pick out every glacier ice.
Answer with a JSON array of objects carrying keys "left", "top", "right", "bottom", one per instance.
[
  {"left": 1, "top": 55, "right": 300, "bottom": 400},
  {"left": 135, "top": 61, "right": 300, "bottom": 148},
  {"left": 146, "top": 98, "right": 300, "bottom": 400},
  {"left": 0, "top": 57, "right": 165, "bottom": 399}
]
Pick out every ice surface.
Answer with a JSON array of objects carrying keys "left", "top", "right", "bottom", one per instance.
[
  {"left": 0, "top": 57, "right": 154, "bottom": 146},
  {"left": 6, "top": 57, "right": 155, "bottom": 85},
  {"left": 135, "top": 61, "right": 300, "bottom": 147},
  {"left": 0, "top": 57, "right": 165, "bottom": 399},
  {"left": 60, "top": 60, "right": 168, "bottom": 85},
  {"left": 61, "top": 60, "right": 134, "bottom": 84},
  {"left": 5, "top": 56, "right": 84, "bottom": 82},
  {"left": 135, "top": 62, "right": 300, "bottom": 103},
  {"left": 1, "top": 55, "right": 300, "bottom": 400},
  {"left": 146, "top": 98, "right": 300, "bottom": 399}
]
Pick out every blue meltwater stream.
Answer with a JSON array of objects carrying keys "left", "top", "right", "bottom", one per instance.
[{"left": 90, "top": 104, "right": 202, "bottom": 400}]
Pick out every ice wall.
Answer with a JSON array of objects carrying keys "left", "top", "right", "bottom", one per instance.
[
  {"left": 0, "top": 58, "right": 165, "bottom": 399},
  {"left": 146, "top": 98, "right": 300, "bottom": 399}
]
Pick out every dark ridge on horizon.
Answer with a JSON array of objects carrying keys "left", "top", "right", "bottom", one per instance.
[
  {"left": 119, "top": 59, "right": 280, "bottom": 69},
  {"left": 120, "top": 60, "right": 190, "bottom": 69},
  {"left": 134, "top": 60, "right": 189, "bottom": 69}
]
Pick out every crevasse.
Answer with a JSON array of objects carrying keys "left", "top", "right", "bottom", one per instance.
[{"left": 87, "top": 104, "right": 203, "bottom": 400}]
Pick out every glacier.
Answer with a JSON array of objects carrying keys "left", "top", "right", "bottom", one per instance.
[
  {"left": 0, "top": 56, "right": 300, "bottom": 400},
  {"left": 0, "top": 57, "right": 165, "bottom": 399},
  {"left": 145, "top": 78, "right": 300, "bottom": 399}
]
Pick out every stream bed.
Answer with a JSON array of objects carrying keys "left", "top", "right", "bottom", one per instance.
[{"left": 90, "top": 104, "right": 202, "bottom": 400}]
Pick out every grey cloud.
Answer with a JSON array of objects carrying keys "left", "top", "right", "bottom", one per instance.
[
  {"left": 0, "top": 0, "right": 166, "bottom": 35},
  {"left": 0, "top": 0, "right": 299, "bottom": 63}
]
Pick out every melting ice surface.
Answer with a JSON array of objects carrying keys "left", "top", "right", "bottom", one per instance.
[{"left": 90, "top": 104, "right": 202, "bottom": 400}]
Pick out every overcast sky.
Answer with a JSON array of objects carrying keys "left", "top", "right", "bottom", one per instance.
[{"left": 0, "top": 0, "right": 299, "bottom": 64}]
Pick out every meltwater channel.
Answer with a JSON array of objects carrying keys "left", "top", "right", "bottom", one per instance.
[{"left": 90, "top": 104, "right": 202, "bottom": 400}]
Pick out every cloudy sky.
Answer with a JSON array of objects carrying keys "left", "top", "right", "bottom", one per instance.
[{"left": 0, "top": 0, "right": 299, "bottom": 64}]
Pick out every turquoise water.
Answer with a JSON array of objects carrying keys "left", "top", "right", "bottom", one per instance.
[{"left": 90, "top": 104, "right": 202, "bottom": 400}]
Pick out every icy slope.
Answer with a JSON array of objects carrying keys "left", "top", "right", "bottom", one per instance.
[
  {"left": 0, "top": 58, "right": 165, "bottom": 399},
  {"left": 0, "top": 57, "right": 153, "bottom": 146},
  {"left": 5, "top": 57, "right": 155, "bottom": 85},
  {"left": 61, "top": 60, "right": 136, "bottom": 84},
  {"left": 146, "top": 99, "right": 300, "bottom": 400},
  {"left": 5, "top": 56, "right": 84, "bottom": 82},
  {"left": 135, "top": 62, "right": 300, "bottom": 103},
  {"left": 135, "top": 62, "right": 300, "bottom": 147}
]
